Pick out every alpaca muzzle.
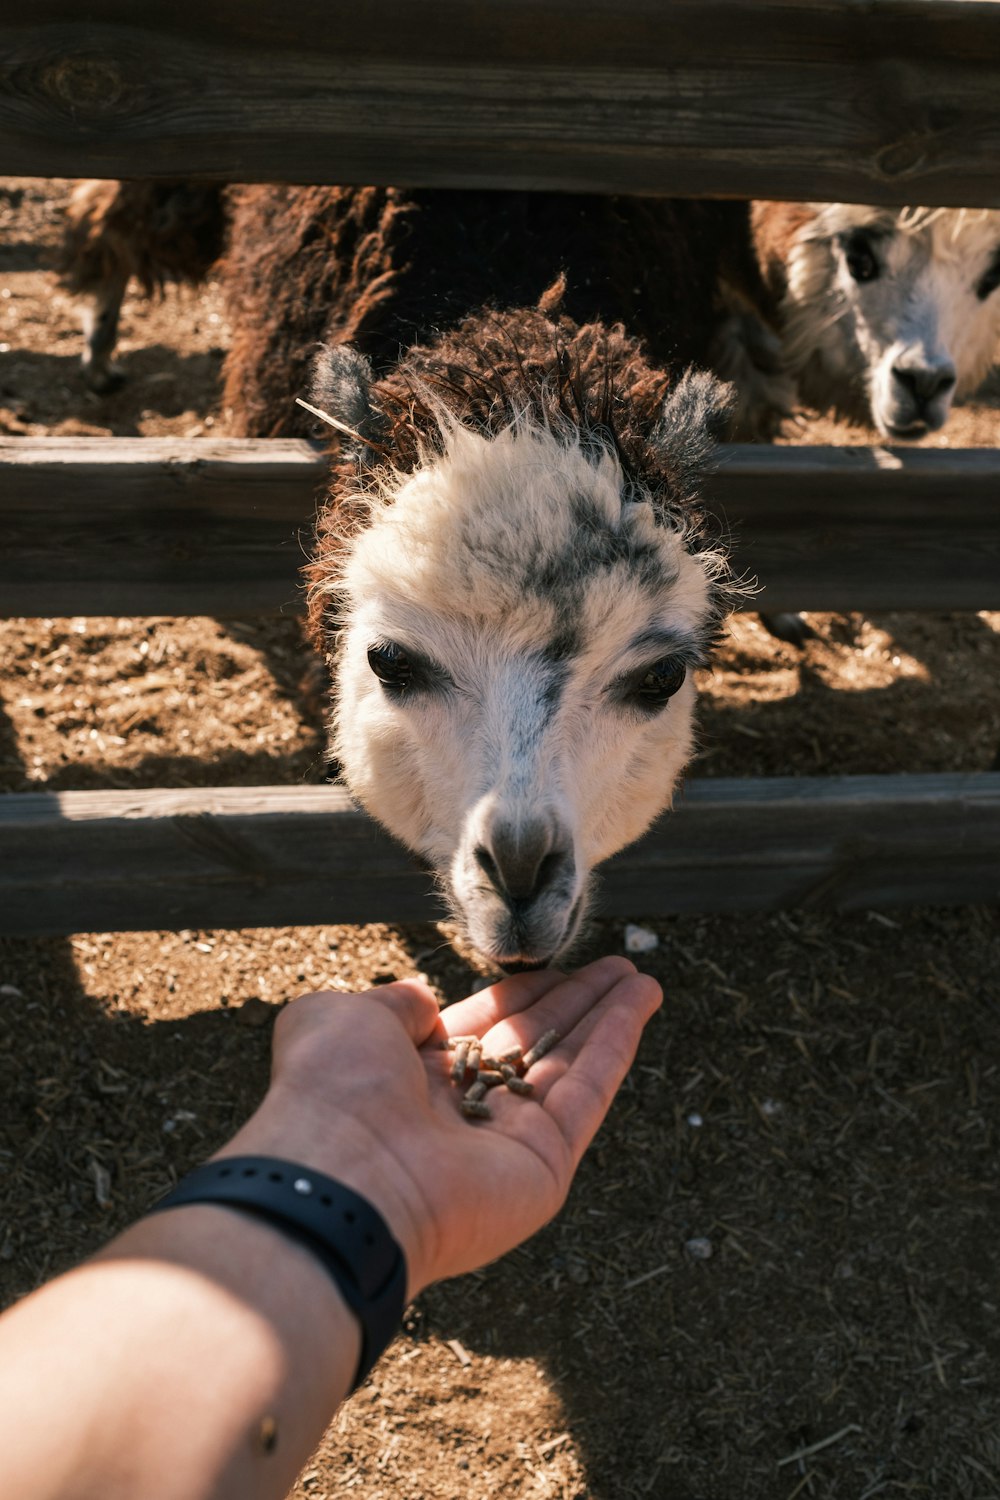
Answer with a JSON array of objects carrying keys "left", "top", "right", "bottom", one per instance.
[{"left": 452, "top": 811, "right": 583, "bottom": 966}]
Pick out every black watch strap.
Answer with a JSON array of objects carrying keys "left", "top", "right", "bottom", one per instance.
[{"left": 147, "top": 1156, "right": 407, "bottom": 1389}]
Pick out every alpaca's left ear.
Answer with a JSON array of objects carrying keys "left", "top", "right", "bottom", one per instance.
[
  {"left": 653, "top": 368, "right": 735, "bottom": 490},
  {"left": 307, "top": 344, "right": 389, "bottom": 458}
]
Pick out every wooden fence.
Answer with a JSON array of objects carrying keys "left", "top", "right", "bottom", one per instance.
[
  {"left": 6, "top": 3, "right": 1000, "bottom": 205},
  {"left": 1, "top": 1, "right": 999, "bottom": 935}
]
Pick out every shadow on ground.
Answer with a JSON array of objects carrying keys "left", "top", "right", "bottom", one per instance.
[
  {"left": 697, "top": 610, "right": 1000, "bottom": 779},
  {"left": 3, "top": 903, "right": 999, "bottom": 1499},
  {"left": 2, "top": 345, "right": 226, "bottom": 436}
]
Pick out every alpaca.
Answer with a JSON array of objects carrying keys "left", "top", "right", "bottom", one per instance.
[
  {"left": 211, "top": 184, "right": 743, "bottom": 963},
  {"left": 53, "top": 180, "right": 756, "bottom": 408},
  {"left": 734, "top": 201, "right": 1000, "bottom": 440},
  {"left": 710, "top": 200, "right": 1000, "bottom": 641},
  {"left": 303, "top": 303, "right": 738, "bottom": 967},
  {"left": 54, "top": 180, "right": 227, "bottom": 392}
]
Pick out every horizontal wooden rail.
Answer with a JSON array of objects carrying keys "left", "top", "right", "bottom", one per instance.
[
  {"left": 0, "top": 438, "right": 321, "bottom": 618},
  {"left": 1, "top": 775, "right": 997, "bottom": 936},
  {"left": 4, "top": 3, "right": 1000, "bottom": 206},
  {"left": 2, "top": 438, "right": 999, "bottom": 617}
]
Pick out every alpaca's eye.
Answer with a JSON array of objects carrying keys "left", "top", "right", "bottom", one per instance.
[
  {"left": 843, "top": 232, "right": 880, "bottom": 284},
  {"left": 976, "top": 251, "right": 1000, "bottom": 301},
  {"left": 367, "top": 641, "right": 413, "bottom": 694},
  {"left": 629, "top": 658, "right": 687, "bottom": 710}
]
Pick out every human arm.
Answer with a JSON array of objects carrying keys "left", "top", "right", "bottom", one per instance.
[{"left": 0, "top": 956, "right": 660, "bottom": 1500}]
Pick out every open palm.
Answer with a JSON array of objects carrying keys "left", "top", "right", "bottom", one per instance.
[{"left": 261, "top": 958, "right": 662, "bottom": 1296}]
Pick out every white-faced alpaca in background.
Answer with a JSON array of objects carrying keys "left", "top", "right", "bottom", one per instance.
[
  {"left": 745, "top": 202, "right": 1000, "bottom": 440},
  {"left": 306, "top": 312, "right": 737, "bottom": 970}
]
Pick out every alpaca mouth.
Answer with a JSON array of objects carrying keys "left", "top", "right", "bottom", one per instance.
[
  {"left": 476, "top": 927, "right": 565, "bottom": 971},
  {"left": 474, "top": 890, "right": 587, "bottom": 973},
  {"left": 496, "top": 957, "right": 554, "bottom": 975},
  {"left": 882, "top": 418, "right": 930, "bottom": 441}
]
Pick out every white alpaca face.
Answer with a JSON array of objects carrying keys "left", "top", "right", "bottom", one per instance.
[
  {"left": 332, "top": 422, "right": 721, "bottom": 968},
  {"left": 785, "top": 206, "right": 1000, "bottom": 439}
]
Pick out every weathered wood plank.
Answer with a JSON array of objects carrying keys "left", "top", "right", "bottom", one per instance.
[
  {"left": 2, "top": 438, "right": 999, "bottom": 616},
  {"left": 0, "top": 438, "right": 322, "bottom": 618},
  {"left": 4, "top": 3, "right": 1000, "bottom": 206},
  {"left": 1, "top": 775, "right": 997, "bottom": 936},
  {"left": 709, "top": 445, "right": 1000, "bottom": 612}
]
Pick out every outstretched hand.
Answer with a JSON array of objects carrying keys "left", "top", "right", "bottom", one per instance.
[
  {"left": 224, "top": 956, "right": 662, "bottom": 1297},
  {"left": 0, "top": 957, "right": 661, "bottom": 1500}
]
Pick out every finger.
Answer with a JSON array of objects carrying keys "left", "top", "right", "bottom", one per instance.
[
  {"left": 470, "top": 956, "right": 646, "bottom": 1057},
  {"left": 528, "top": 965, "right": 662, "bottom": 1075},
  {"left": 368, "top": 978, "right": 443, "bottom": 1047},
  {"left": 531, "top": 971, "right": 662, "bottom": 1161}
]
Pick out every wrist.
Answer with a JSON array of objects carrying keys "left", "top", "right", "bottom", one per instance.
[
  {"left": 147, "top": 1158, "right": 404, "bottom": 1391},
  {"left": 217, "top": 1082, "right": 436, "bottom": 1299}
]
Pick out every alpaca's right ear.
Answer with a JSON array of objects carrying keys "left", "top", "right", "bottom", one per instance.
[
  {"left": 651, "top": 368, "right": 734, "bottom": 503},
  {"left": 657, "top": 368, "right": 735, "bottom": 452},
  {"left": 308, "top": 345, "right": 387, "bottom": 457}
]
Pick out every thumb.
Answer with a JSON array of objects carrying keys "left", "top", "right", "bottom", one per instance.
[{"left": 368, "top": 978, "right": 443, "bottom": 1047}]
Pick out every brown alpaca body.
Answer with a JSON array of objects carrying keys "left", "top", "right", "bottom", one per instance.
[
  {"left": 63, "top": 183, "right": 1000, "bottom": 444},
  {"left": 56, "top": 180, "right": 228, "bottom": 301},
  {"left": 218, "top": 185, "right": 758, "bottom": 438},
  {"left": 55, "top": 180, "right": 228, "bottom": 392},
  {"left": 55, "top": 180, "right": 772, "bottom": 428}
]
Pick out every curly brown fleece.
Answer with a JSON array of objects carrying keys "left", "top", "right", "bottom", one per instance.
[
  {"left": 304, "top": 303, "right": 735, "bottom": 652},
  {"left": 55, "top": 181, "right": 227, "bottom": 298}
]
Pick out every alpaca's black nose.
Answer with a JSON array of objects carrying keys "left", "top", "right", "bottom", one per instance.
[
  {"left": 892, "top": 361, "right": 956, "bottom": 409},
  {"left": 474, "top": 819, "right": 574, "bottom": 907}
]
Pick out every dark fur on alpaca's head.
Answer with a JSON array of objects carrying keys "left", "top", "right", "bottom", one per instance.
[
  {"left": 305, "top": 305, "right": 737, "bottom": 653},
  {"left": 306, "top": 305, "right": 736, "bottom": 482}
]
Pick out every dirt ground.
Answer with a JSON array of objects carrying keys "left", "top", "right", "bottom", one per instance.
[{"left": 2, "top": 178, "right": 999, "bottom": 1500}]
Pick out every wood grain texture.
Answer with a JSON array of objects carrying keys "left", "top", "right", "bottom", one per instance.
[
  {"left": 4, "top": 2, "right": 1000, "bottom": 205},
  {"left": 2, "top": 438, "right": 999, "bottom": 616},
  {"left": 0, "top": 438, "right": 322, "bottom": 618},
  {"left": 708, "top": 445, "right": 1000, "bottom": 612},
  {"left": 2, "top": 775, "right": 997, "bottom": 935}
]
